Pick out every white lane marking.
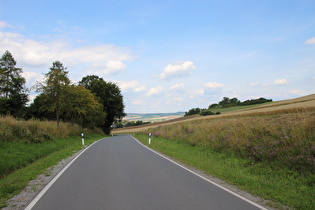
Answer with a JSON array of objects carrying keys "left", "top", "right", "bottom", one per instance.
[
  {"left": 130, "top": 135, "right": 268, "bottom": 210},
  {"left": 24, "top": 139, "right": 102, "bottom": 210}
]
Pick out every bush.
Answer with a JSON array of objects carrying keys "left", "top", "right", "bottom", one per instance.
[
  {"left": 185, "top": 108, "right": 201, "bottom": 116},
  {"left": 241, "top": 97, "right": 272, "bottom": 106},
  {"left": 200, "top": 110, "right": 215, "bottom": 116}
]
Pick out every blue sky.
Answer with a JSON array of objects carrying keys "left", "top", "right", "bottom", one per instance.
[{"left": 0, "top": 0, "right": 314, "bottom": 113}]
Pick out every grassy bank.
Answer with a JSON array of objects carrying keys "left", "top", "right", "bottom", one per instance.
[
  {"left": 135, "top": 133, "right": 315, "bottom": 209},
  {"left": 0, "top": 116, "right": 106, "bottom": 208},
  {"left": 145, "top": 111, "right": 315, "bottom": 174}
]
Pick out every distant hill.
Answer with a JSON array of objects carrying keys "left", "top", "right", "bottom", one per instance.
[{"left": 124, "top": 112, "right": 185, "bottom": 122}]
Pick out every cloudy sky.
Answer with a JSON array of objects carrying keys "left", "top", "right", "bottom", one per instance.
[{"left": 0, "top": 0, "right": 314, "bottom": 113}]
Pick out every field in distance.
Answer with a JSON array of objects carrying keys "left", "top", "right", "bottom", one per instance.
[{"left": 123, "top": 112, "right": 185, "bottom": 122}]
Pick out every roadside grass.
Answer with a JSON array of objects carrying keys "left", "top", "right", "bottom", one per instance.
[
  {"left": 135, "top": 133, "right": 315, "bottom": 209},
  {"left": 0, "top": 116, "right": 104, "bottom": 178},
  {"left": 0, "top": 133, "right": 106, "bottom": 208},
  {"left": 145, "top": 111, "right": 315, "bottom": 174}
]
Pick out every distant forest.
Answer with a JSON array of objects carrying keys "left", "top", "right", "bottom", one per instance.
[{"left": 185, "top": 97, "right": 272, "bottom": 116}]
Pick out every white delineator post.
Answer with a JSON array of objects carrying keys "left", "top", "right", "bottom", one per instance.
[
  {"left": 148, "top": 133, "right": 152, "bottom": 144},
  {"left": 81, "top": 133, "right": 84, "bottom": 145}
]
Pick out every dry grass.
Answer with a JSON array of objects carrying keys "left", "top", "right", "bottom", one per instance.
[
  {"left": 0, "top": 116, "right": 103, "bottom": 143},
  {"left": 143, "top": 111, "right": 315, "bottom": 172}
]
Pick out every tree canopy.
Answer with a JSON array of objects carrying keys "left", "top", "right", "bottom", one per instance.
[
  {"left": 62, "top": 85, "right": 105, "bottom": 128},
  {"left": 36, "top": 61, "right": 71, "bottom": 127},
  {"left": 0, "top": 50, "right": 28, "bottom": 117},
  {"left": 79, "top": 75, "right": 126, "bottom": 134}
]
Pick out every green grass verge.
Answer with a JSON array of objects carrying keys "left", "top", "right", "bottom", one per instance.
[
  {"left": 134, "top": 133, "right": 315, "bottom": 209},
  {"left": 0, "top": 134, "right": 107, "bottom": 208}
]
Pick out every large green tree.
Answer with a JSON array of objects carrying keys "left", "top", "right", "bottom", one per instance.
[
  {"left": 0, "top": 50, "right": 28, "bottom": 116},
  {"left": 62, "top": 84, "right": 105, "bottom": 128},
  {"left": 36, "top": 61, "right": 70, "bottom": 126},
  {"left": 79, "top": 75, "right": 126, "bottom": 134}
]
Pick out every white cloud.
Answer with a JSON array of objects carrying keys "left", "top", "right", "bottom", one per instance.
[
  {"left": 249, "top": 81, "right": 269, "bottom": 87},
  {"left": 250, "top": 79, "right": 289, "bottom": 87},
  {"left": 202, "top": 82, "right": 225, "bottom": 96},
  {"left": 203, "top": 82, "right": 225, "bottom": 88},
  {"left": 147, "top": 86, "right": 164, "bottom": 96},
  {"left": 88, "top": 60, "right": 126, "bottom": 76},
  {"left": 117, "top": 80, "right": 146, "bottom": 92},
  {"left": 0, "top": 21, "right": 12, "bottom": 29},
  {"left": 274, "top": 78, "right": 288, "bottom": 85},
  {"left": 188, "top": 89, "right": 205, "bottom": 98},
  {"left": 305, "top": 37, "right": 315, "bottom": 45},
  {"left": 166, "top": 97, "right": 185, "bottom": 104},
  {"left": 249, "top": 82, "right": 260, "bottom": 86},
  {"left": 0, "top": 23, "right": 133, "bottom": 78},
  {"left": 169, "top": 83, "right": 184, "bottom": 91},
  {"left": 22, "top": 71, "right": 44, "bottom": 87},
  {"left": 289, "top": 90, "right": 306, "bottom": 95},
  {"left": 160, "top": 61, "right": 196, "bottom": 79},
  {"left": 132, "top": 99, "right": 143, "bottom": 105}
]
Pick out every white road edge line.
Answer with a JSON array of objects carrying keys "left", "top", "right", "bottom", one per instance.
[
  {"left": 24, "top": 139, "right": 102, "bottom": 210},
  {"left": 131, "top": 135, "right": 268, "bottom": 210}
]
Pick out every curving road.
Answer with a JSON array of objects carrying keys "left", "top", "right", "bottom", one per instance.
[{"left": 27, "top": 134, "right": 266, "bottom": 210}]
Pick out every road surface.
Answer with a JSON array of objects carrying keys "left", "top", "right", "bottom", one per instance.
[{"left": 27, "top": 134, "right": 265, "bottom": 210}]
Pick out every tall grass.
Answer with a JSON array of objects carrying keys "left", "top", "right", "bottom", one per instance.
[
  {"left": 0, "top": 116, "right": 103, "bottom": 178},
  {"left": 0, "top": 116, "right": 102, "bottom": 143},
  {"left": 144, "top": 111, "right": 315, "bottom": 174}
]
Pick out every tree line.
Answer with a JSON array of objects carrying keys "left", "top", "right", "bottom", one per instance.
[
  {"left": 0, "top": 50, "right": 125, "bottom": 134},
  {"left": 209, "top": 96, "right": 272, "bottom": 108},
  {"left": 185, "top": 96, "right": 272, "bottom": 116}
]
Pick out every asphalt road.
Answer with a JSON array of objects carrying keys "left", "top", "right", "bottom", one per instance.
[{"left": 27, "top": 134, "right": 265, "bottom": 210}]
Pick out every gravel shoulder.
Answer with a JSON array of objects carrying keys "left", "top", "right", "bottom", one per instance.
[{"left": 3, "top": 149, "right": 84, "bottom": 210}]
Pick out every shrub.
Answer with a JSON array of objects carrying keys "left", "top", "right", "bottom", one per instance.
[{"left": 199, "top": 110, "right": 215, "bottom": 116}]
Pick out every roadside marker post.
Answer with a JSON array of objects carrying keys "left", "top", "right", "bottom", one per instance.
[
  {"left": 81, "top": 133, "right": 84, "bottom": 145},
  {"left": 148, "top": 133, "right": 152, "bottom": 144}
]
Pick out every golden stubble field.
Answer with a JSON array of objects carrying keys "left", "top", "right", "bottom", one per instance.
[{"left": 112, "top": 94, "right": 315, "bottom": 134}]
